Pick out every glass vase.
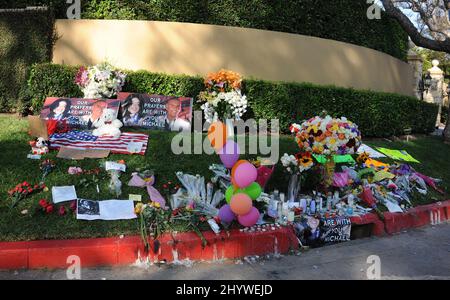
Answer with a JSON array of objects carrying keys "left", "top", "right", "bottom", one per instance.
[
  {"left": 287, "top": 173, "right": 301, "bottom": 202},
  {"left": 225, "top": 118, "right": 235, "bottom": 139}
]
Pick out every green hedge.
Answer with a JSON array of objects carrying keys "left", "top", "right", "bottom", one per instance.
[
  {"left": 7, "top": 0, "right": 408, "bottom": 60},
  {"left": 25, "top": 63, "right": 438, "bottom": 137},
  {"left": 0, "top": 8, "right": 55, "bottom": 113}
]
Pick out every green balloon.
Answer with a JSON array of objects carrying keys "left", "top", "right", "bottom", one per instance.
[
  {"left": 244, "top": 182, "right": 262, "bottom": 200},
  {"left": 225, "top": 186, "right": 235, "bottom": 204}
]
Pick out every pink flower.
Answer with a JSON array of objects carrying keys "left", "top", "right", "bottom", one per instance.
[{"left": 68, "top": 167, "right": 83, "bottom": 175}]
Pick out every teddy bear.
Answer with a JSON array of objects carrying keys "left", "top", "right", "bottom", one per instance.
[
  {"left": 92, "top": 109, "right": 123, "bottom": 139},
  {"left": 29, "top": 137, "right": 49, "bottom": 155}
]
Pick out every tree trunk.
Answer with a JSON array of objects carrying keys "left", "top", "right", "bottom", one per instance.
[{"left": 444, "top": 112, "right": 450, "bottom": 144}]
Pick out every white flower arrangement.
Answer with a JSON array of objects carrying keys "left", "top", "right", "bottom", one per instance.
[
  {"left": 198, "top": 70, "right": 248, "bottom": 123},
  {"left": 75, "top": 62, "right": 127, "bottom": 99},
  {"left": 200, "top": 90, "right": 248, "bottom": 123}
]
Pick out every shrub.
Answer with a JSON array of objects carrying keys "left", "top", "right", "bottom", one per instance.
[
  {"left": 0, "top": 8, "right": 56, "bottom": 113},
  {"left": 3, "top": 0, "right": 408, "bottom": 60},
  {"left": 26, "top": 63, "right": 438, "bottom": 137}
]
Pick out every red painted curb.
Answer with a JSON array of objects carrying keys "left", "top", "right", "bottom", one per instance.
[
  {"left": 383, "top": 200, "right": 450, "bottom": 234},
  {"left": 0, "top": 226, "right": 298, "bottom": 270},
  {"left": 350, "top": 213, "right": 386, "bottom": 236},
  {"left": 1, "top": 201, "right": 448, "bottom": 270}
]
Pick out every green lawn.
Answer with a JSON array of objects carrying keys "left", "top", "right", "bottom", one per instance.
[{"left": 0, "top": 115, "right": 448, "bottom": 242}]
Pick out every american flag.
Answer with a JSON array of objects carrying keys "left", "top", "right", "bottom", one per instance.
[{"left": 49, "top": 132, "right": 149, "bottom": 155}]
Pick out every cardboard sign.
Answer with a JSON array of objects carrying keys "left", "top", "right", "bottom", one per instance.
[
  {"left": 57, "top": 146, "right": 110, "bottom": 160},
  {"left": 40, "top": 97, "right": 120, "bottom": 129},
  {"left": 320, "top": 217, "right": 351, "bottom": 244},
  {"left": 28, "top": 116, "right": 48, "bottom": 139},
  {"left": 118, "top": 93, "right": 192, "bottom": 131}
]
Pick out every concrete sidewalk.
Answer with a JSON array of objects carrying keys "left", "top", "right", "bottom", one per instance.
[{"left": 1, "top": 223, "right": 450, "bottom": 280}]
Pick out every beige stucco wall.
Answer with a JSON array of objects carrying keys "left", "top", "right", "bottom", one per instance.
[{"left": 53, "top": 19, "right": 414, "bottom": 96}]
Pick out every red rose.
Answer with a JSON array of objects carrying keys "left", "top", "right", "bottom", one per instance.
[
  {"left": 163, "top": 184, "right": 168, "bottom": 189},
  {"left": 46, "top": 205, "right": 54, "bottom": 214},
  {"left": 39, "top": 199, "right": 48, "bottom": 208},
  {"left": 28, "top": 188, "right": 33, "bottom": 193},
  {"left": 200, "top": 216, "right": 207, "bottom": 222},
  {"left": 69, "top": 201, "right": 77, "bottom": 211},
  {"left": 58, "top": 206, "right": 66, "bottom": 216}
]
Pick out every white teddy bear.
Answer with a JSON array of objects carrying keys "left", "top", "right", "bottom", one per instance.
[{"left": 92, "top": 108, "right": 123, "bottom": 139}]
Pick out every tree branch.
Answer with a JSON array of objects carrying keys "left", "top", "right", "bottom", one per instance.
[{"left": 381, "top": 0, "right": 450, "bottom": 53}]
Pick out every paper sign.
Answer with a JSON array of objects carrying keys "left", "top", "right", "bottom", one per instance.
[
  {"left": 320, "top": 217, "right": 352, "bottom": 244},
  {"left": 77, "top": 199, "right": 137, "bottom": 221},
  {"left": 105, "top": 161, "right": 126, "bottom": 172},
  {"left": 313, "top": 154, "right": 355, "bottom": 164},
  {"left": 376, "top": 147, "right": 420, "bottom": 163},
  {"left": 384, "top": 200, "right": 403, "bottom": 213},
  {"left": 28, "top": 116, "right": 48, "bottom": 140},
  {"left": 27, "top": 154, "right": 41, "bottom": 160},
  {"left": 127, "top": 142, "right": 143, "bottom": 154},
  {"left": 52, "top": 186, "right": 77, "bottom": 203},
  {"left": 373, "top": 170, "right": 396, "bottom": 182},
  {"left": 129, "top": 194, "right": 142, "bottom": 202},
  {"left": 357, "top": 144, "right": 386, "bottom": 158},
  {"left": 57, "top": 147, "right": 111, "bottom": 160}
]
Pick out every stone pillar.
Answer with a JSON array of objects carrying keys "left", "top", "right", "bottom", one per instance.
[
  {"left": 407, "top": 47, "right": 423, "bottom": 99},
  {"left": 425, "top": 60, "right": 444, "bottom": 127}
]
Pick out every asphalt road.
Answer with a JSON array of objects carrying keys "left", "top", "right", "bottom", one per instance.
[{"left": 1, "top": 223, "right": 450, "bottom": 280}]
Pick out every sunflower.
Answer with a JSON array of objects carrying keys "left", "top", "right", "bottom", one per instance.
[
  {"left": 295, "top": 152, "right": 314, "bottom": 171},
  {"left": 357, "top": 152, "right": 370, "bottom": 164}
]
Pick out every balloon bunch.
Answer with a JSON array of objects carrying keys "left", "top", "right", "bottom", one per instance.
[{"left": 208, "top": 121, "right": 262, "bottom": 227}]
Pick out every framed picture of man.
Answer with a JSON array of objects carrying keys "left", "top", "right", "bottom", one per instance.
[
  {"left": 118, "top": 93, "right": 193, "bottom": 131},
  {"left": 40, "top": 98, "right": 121, "bottom": 129}
]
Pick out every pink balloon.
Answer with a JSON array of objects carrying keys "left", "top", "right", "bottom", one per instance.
[
  {"left": 218, "top": 141, "right": 240, "bottom": 169},
  {"left": 238, "top": 207, "right": 260, "bottom": 227},
  {"left": 230, "top": 193, "right": 253, "bottom": 215},
  {"left": 218, "top": 204, "right": 235, "bottom": 224},
  {"left": 233, "top": 162, "right": 257, "bottom": 188}
]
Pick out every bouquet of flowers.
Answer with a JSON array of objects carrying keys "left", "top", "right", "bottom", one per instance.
[
  {"left": 75, "top": 62, "right": 127, "bottom": 99},
  {"left": 198, "top": 69, "right": 248, "bottom": 123},
  {"left": 292, "top": 113, "right": 362, "bottom": 191},
  {"left": 280, "top": 152, "right": 314, "bottom": 174},
  {"left": 292, "top": 115, "right": 362, "bottom": 156}
]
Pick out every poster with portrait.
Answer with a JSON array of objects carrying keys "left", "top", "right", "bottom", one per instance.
[
  {"left": 40, "top": 97, "right": 121, "bottom": 129},
  {"left": 117, "top": 93, "right": 193, "bottom": 132}
]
